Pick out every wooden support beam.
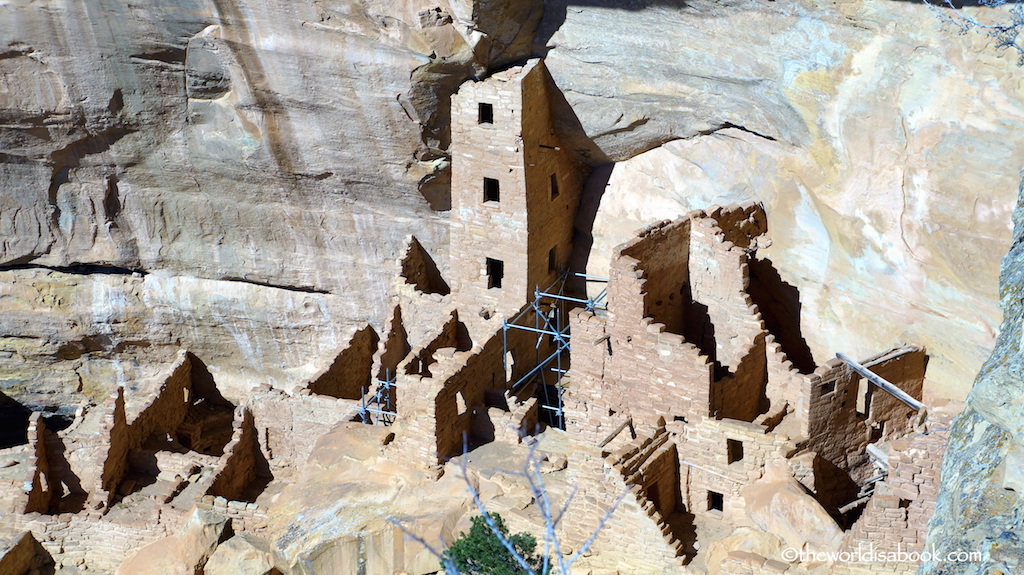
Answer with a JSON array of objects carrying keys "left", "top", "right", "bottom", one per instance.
[
  {"left": 866, "top": 443, "right": 890, "bottom": 467},
  {"left": 836, "top": 352, "right": 925, "bottom": 411}
]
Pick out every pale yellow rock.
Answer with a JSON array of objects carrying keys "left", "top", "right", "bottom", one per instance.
[
  {"left": 117, "top": 507, "right": 230, "bottom": 575},
  {"left": 705, "top": 528, "right": 786, "bottom": 575},
  {"left": 204, "top": 534, "right": 279, "bottom": 575},
  {"left": 741, "top": 464, "right": 844, "bottom": 554}
]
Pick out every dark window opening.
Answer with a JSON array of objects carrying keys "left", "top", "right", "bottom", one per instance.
[
  {"left": 550, "top": 173, "right": 559, "bottom": 199},
  {"left": 483, "top": 178, "right": 500, "bottom": 203},
  {"left": 708, "top": 491, "right": 724, "bottom": 513},
  {"left": 486, "top": 258, "right": 504, "bottom": 289},
  {"left": 478, "top": 102, "right": 494, "bottom": 124},
  {"left": 727, "top": 439, "right": 744, "bottom": 464},
  {"left": 821, "top": 380, "right": 835, "bottom": 395},
  {"left": 548, "top": 246, "right": 557, "bottom": 273},
  {"left": 869, "top": 421, "right": 884, "bottom": 443}
]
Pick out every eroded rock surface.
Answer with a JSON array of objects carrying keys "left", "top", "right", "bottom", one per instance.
[
  {"left": 922, "top": 176, "right": 1024, "bottom": 574},
  {"left": 554, "top": 0, "right": 1024, "bottom": 398}
]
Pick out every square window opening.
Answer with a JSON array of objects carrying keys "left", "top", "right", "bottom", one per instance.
[
  {"left": 821, "top": 380, "right": 835, "bottom": 395},
  {"left": 478, "top": 102, "right": 494, "bottom": 124},
  {"left": 708, "top": 490, "right": 724, "bottom": 513},
  {"left": 483, "top": 178, "right": 500, "bottom": 203},
  {"left": 727, "top": 439, "right": 744, "bottom": 464},
  {"left": 548, "top": 246, "right": 557, "bottom": 273},
  {"left": 870, "top": 421, "right": 884, "bottom": 443},
  {"left": 486, "top": 258, "right": 504, "bottom": 289},
  {"left": 550, "top": 173, "right": 560, "bottom": 200}
]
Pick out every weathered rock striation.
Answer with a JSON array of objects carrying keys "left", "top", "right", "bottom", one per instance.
[{"left": 921, "top": 175, "right": 1024, "bottom": 574}]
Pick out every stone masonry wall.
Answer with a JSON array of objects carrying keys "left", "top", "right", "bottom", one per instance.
[
  {"left": 246, "top": 387, "right": 361, "bottom": 468},
  {"left": 3, "top": 511, "right": 174, "bottom": 573},
  {"left": 98, "top": 351, "right": 194, "bottom": 505},
  {"left": 400, "top": 236, "right": 450, "bottom": 296},
  {"left": 207, "top": 407, "right": 265, "bottom": 502},
  {"left": 391, "top": 327, "right": 511, "bottom": 474},
  {"left": 688, "top": 208, "right": 766, "bottom": 375},
  {"left": 613, "top": 218, "right": 691, "bottom": 333},
  {"left": 305, "top": 324, "right": 380, "bottom": 400},
  {"left": 678, "top": 417, "right": 798, "bottom": 521},
  {"left": 839, "top": 416, "right": 949, "bottom": 574},
  {"left": 372, "top": 304, "right": 411, "bottom": 382},
  {"left": 803, "top": 347, "right": 926, "bottom": 484},
  {"left": 449, "top": 58, "right": 587, "bottom": 321},
  {"left": 565, "top": 426, "right": 687, "bottom": 574},
  {"left": 449, "top": 62, "right": 533, "bottom": 317},
  {"left": 21, "top": 413, "right": 52, "bottom": 514}
]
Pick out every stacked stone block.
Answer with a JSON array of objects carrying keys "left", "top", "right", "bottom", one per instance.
[
  {"left": 565, "top": 426, "right": 688, "bottom": 574},
  {"left": 803, "top": 347, "right": 926, "bottom": 485},
  {"left": 449, "top": 59, "right": 587, "bottom": 321},
  {"left": 678, "top": 417, "right": 799, "bottom": 521},
  {"left": 21, "top": 413, "right": 52, "bottom": 513}
]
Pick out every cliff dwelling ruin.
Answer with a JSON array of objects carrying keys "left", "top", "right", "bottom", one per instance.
[{"left": 0, "top": 58, "right": 956, "bottom": 575}]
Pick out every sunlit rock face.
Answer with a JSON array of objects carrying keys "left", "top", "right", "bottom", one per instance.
[
  {"left": 1, "top": 0, "right": 1019, "bottom": 407},
  {"left": 922, "top": 178, "right": 1024, "bottom": 574},
  {"left": 0, "top": 0, "right": 540, "bottom": 405},
  {"left": 548, "top": 0, "right": 1024, "bottom": 399}
]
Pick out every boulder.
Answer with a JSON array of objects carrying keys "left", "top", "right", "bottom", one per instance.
[{"left": 205, "top": 534, "right": 279, "bottom": 575}]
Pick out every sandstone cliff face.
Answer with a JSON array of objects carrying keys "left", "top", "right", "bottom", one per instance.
[
  {"left": 543, "top": 0, "right": 1024, "bottom": 399},
  {"left": 921, "top": 176, "right": 1024, "bottom": 574},
  {"left": 3, "top": 0, "right": 1019, "bottom": 409},
  {"left": 0, "top": 0, "right": 539, "bottom": 404},
  {"left": 2, "top": 1, "right": 1022, "bottom": 572}
]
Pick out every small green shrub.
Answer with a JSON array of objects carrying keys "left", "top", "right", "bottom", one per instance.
[{"left": 442, "top": 513, "right": 544, "bottom": 575}]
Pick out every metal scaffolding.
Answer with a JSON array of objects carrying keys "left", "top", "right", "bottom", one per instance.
[
  {"left": 358, "top": 369, "right": 397, "bottom": 426},
  {"left": 502, "top": 271, "right": 608, "bottom": 429}
]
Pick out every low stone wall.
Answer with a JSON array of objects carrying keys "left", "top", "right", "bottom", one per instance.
[
  {"left": 246, "top": 387, "right": 361, "bottom": 467},
  {"left": 565, "top": 426, "right": 688, "bottom": 574},
  {"left": 4, "top": 512, "right": 173, "bottom": 572},
  {"left": 678, "top": 416, "right": 798, "bottom": 521}
]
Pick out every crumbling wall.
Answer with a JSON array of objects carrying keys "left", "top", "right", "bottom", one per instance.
[
  {"left": 568, "top": 204, "right": 776, "bottom": 442},
  {"left": 0, "top": 531, "right": 53, "bottom": 574},
  {"left": 3, "top": 512, "right": 174, "bottom": 573},
  {"left": 207, "top": 407, "right": 271, "bottom": 503},
  {"left": 883, "top": 420, "right": 947, "bottom": 540},
  {"left": 565, "top": 427, "right": 687, "bottom": 574},
  {"left": 711, "top": 331, "right": 768, "bottom": 422},
  {"left": 21, "top": 414, "right": 52, "bottom": 514},
  {"left": 391, "top": 328, "right": 512, "bottom": 473},
  {"left": 688, "top": 207, "right": 767, "bottom": 378},
  {"left": 677, "top": 417, "right": 797, "bottom": 521},
  {"left": 566, "top": 307, "right": 715, "bottom": 443},
  {"left": 400, "top": 236, "right": 450, "bottom": 296},
  {"left": 613, "top": 218, "right": 691, "bottom": 334},
  {"left": 246, "top": 387, "right": 361, "bottom": 468},
  {"left": 764, "top": 335, "right": 809, "bottom": 426},
  {"left": 841, "top": 418, "right": 949, "bottom": 571},
  {"left": 373, "top": 304, "right": 411, "bottom": 382},
  {"left": 306, "top": 324, "right": 379, "bottom": 400},
  {"left": 98, "top": 351, "right": 194, "bottom": 504},
  {"left": 403, "top": 312, "right": 471, "bottom": 378},
  {"left": 803, "top": 347, "right": 926, "bottom": 484}
]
